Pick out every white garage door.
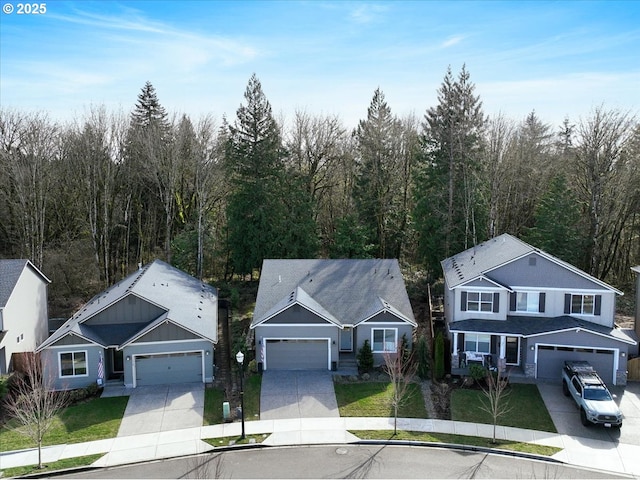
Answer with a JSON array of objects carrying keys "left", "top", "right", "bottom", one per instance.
[
  {"left": 536, "top": 346, "right": 615, "bottom": 385},
  {"left": 266, "top": 339, "right": 329, "bottom": 370},
  {"left": 135, "top": 352, "right": 203, "bottom": 386}
]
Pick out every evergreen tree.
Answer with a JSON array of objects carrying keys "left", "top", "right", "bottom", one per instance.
[
  {"left": 226, "top": 74, "right": 317, "bottom": 275},
  {"left": 414, "top": 66, "right": 486, "bottom": 274},
  {"left": 523, "top": 174, "right": 585, "bottom": 265},
  {"left": 131, "top": 81, "right": 170, "bottom": 132},
  {"left": 353, "top": 88, "right": 405, "bottom": 258}
]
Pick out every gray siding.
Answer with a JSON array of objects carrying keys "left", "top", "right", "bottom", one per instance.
[
  {"left": 491, "top": 254, "right": 605, "bottom": 290},
  {"left": 452, "top": 288, "right": 508, "bottom": 322},
  {"left": 49, "top": 334, "right": 91, "bottom": 346},
  {"left": 263, "top": 304, "right": 330, "bottom": 324},
  {"left": 135, "top": 322, "right": 200, "bottom": 343},
  {"left": 83, "top": 294, "right": 166, "bottom": 326},
  {"left": 366, "top": 312, "right": 409, "bottom": 323},
  {"left": 41, "top": 345, "right": 103, "bottom": 391},
  {"left": 355, "top": 322, "right": 413, "bottom": 366}
]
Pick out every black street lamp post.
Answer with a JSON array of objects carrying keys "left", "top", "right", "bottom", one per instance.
[{"left": 235, "top": 351, "right": 245, "bottom": 440}]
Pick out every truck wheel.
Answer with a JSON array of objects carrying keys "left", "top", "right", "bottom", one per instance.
[
  {"left": 580, "top": 408, "right": 590, "bottom": 427},
  {"left": 562, "top": 381, "right": 569, "bottom": 397}
]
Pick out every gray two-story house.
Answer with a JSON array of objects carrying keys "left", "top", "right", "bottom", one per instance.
[{"left": 442, "top": 234, "right": 636, "bottom": 385}]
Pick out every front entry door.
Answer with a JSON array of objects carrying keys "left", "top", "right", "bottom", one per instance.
[
  {"left": 110, "top": 348, "right": 124, "bottom": 378},
  {"left": 506, "top": 337, "right": 519, "bottom": 365},
  {"left": 340, "top": 327, "right": 353, "bottom": 352}
]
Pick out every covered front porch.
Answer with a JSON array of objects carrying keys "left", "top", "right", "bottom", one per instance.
[{"left": 451, "top": 330, "right": 527, "bottom": 378}]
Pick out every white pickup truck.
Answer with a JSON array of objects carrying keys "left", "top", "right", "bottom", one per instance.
[{"left": 562, "top": 360, "right": 622, "bottom": 428}]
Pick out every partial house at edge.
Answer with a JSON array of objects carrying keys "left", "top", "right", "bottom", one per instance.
[
  {"left": 251, "top": 259, "right": 416, "bottom": 370},
  {"left": 442, "top": 233, "right": 636, "bottom": 386},
  {"left": 0, "top": 259, "right": 51, "bottom": 374},
  {"left": 38, "top": 260, "right": 217, "bottom": 390}
]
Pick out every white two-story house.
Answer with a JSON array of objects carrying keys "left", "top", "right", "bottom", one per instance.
[{"left": 442, "top": 234, "right": 636, "bottom": 385}]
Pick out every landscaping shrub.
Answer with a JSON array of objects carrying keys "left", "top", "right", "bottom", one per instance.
[
  {"left": 415, "top": 335, "right": 430, "bottom": 380},
  {"left": 357, "top": 340, "right": 374, "bottom": 373},
  {"left": 433, "top": 331, "right": 445, "bottom": 380},
  {"left": 468, "top": 364, "right": 486, "bottom": 384}
]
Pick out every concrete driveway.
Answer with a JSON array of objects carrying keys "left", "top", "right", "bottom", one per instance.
[
  {"left": 113, "top": 383, "right": 205, "bottom": 437},
  {"left": 260, "top": 370, "right": 339, "bottom": 420},
  {"left": 538, "top": 381, "right": 640, "bottom": 445}
]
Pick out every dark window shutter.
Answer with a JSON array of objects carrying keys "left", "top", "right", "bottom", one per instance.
[
  {"left": 493, "top": 292, "right": 500, "bottom": 313},
  {"left": 510, "top": 292, "right": 516, "bottom": 311},
  {"left": 564, "top": 294, "right": 571, "bottom": 314},
  {"left": 461, "top": 291, "right": 467, "bottom": 311},
  {"left": 539, "top": 293, "right": 546, "bottom": 313},
  {"left": 594, "top": 295, "right": 602, "bottom": 315}
]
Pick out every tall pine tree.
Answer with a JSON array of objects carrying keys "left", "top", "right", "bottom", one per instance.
[{"left": 414, "top": 66, "right": 486, "bottom": 273}]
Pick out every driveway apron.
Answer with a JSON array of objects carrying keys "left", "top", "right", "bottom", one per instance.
[
  {"left": 116, "top": 383, "right": 204, "bottom": 437},
  {"left": 260, "top": 370, "right": 339, "bottom": 420}
]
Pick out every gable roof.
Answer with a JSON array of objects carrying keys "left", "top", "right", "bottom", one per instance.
[
  {"left": 251, "top": 259, "right": 416, "bottom": 328},
  {"left": 441, "top": 233, "right": 622, "bottom": 295},
  {"left": 39, "top": 260, "right": 217, "bottom": 350},
  {"left": 0, "top": 259, "right": 50, "bottom": 308},
  {"left": 632, "top": 266, "right": 640, "bottom": 275}
]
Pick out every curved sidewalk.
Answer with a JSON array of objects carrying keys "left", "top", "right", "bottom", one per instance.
[{"left": 2, "top": 417, "right": 640, "bottom": 476}]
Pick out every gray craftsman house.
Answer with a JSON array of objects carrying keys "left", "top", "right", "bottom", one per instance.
[
  {"left": 251, "top": 259, "right": 416, "bottom": 370},
  {"left": 443, "top": 233, "right": 636, "bottom": 385},
  {"left": 38, "top": 260, "right": 217, "bottom": 390}
]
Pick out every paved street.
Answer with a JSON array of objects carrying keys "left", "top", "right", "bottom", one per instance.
[{"left": 57, "top": 444, "right": 627, "bottom": 479}]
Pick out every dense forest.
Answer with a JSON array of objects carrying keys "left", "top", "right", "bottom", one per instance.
[{"left": 1, "top": 67, "right": 639, "bottom": 316}]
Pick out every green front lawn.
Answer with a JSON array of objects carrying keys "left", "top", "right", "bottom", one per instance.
[
  {"left": 334, "top": 382, "right": 427, "bottom": 418},
  {"left": 450, "top": 384, "right": 557, "bottom": 432},
  {"left": 0, "top": 396, "right": 129, "bottom": 451}
]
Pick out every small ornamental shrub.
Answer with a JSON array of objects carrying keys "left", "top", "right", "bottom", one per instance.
[{"left": 357, "top": 340, "right": 374, "bottom": 373}]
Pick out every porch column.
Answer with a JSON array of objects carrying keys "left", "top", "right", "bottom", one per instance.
[
  {"left": 498, "top": 335, "right": 507, "bottom": 372},
  {"left": 452, "top": 332, "right": 459, "bottom": 369}
]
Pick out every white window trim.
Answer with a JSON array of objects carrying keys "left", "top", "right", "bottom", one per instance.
[
  {"left": 571, "top": 294, "right": 595, "bottom": 316},
  {"left": 464, "top": 333, "right": 491, "bottom": 354},
  {"left": 58, "top": 350, "right": 89, "bottom": 378},
  {"left": 466, "top": 291, "right": 494, "bottom": 313},
  {"left": 515, "top": 291, "right": 540, "bottom": 313},
  {"left": 371, "top": 328, "right": 398, "bottom": 353}
]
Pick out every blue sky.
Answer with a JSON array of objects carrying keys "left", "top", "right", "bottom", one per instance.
[{"left": 1, "top": 0, "right": 639, "bottom": 129}]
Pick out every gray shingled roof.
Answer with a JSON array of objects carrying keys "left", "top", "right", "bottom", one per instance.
[
  {"left": 449, "top": 315, "right": 636, "bottom": 344},
  {"left": 441, "top": 233, "right": 622, "bottom": 294},
  {"left": 251, "top": 259, "right": 416, "bottom": 328},
  {"left": 0, "top": 259, "right": 50, "bottom": 308},
  {"left": 39, "top": 260, "right": 217, "bottom": 350}
]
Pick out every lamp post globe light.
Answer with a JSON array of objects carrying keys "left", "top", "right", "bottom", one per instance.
[{"left": 236, "top": 351, "right": 245, "bottom": 440}]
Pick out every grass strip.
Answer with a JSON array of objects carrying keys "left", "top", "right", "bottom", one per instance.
[
  {"left": 0, "top": 454, "right": 104, "bottom": 477},
  {"left": 352, "top": 430, "right": 561, "bottom": 456}
]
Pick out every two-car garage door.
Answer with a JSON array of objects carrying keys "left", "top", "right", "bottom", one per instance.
[
  {"left": 536, "top": 345, "right": 616, "bottom": 385},
  {"left": 135, "top": 352, "right": 203, "bottom": 386},
  {"left": 265, "top": 339, "right": 329, "bottom": 370}
]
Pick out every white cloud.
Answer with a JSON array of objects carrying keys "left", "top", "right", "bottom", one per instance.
[{"left": 441, "top": 35, "right": 465, "bottom": 48}]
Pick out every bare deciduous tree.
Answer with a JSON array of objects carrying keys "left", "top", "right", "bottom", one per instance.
[
  {"left": 478, "top": 369, "right": 512, "bottom": 444},
  {"left": 3, "top": 353, "right": 70, "bottom": 469},
  {"left": 382, "top": 341, "right": 418, "bottom": 434}
]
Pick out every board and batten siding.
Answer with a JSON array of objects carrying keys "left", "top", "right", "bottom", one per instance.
[
  {"left": 135, "top": 322, "right": 201, "bottom": 343},
  {"left": 262, "top": 304, "right": 331, "bottom": 324},
  {"left": 82, "top": 294, "right": 166, "bottom": 326}
]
